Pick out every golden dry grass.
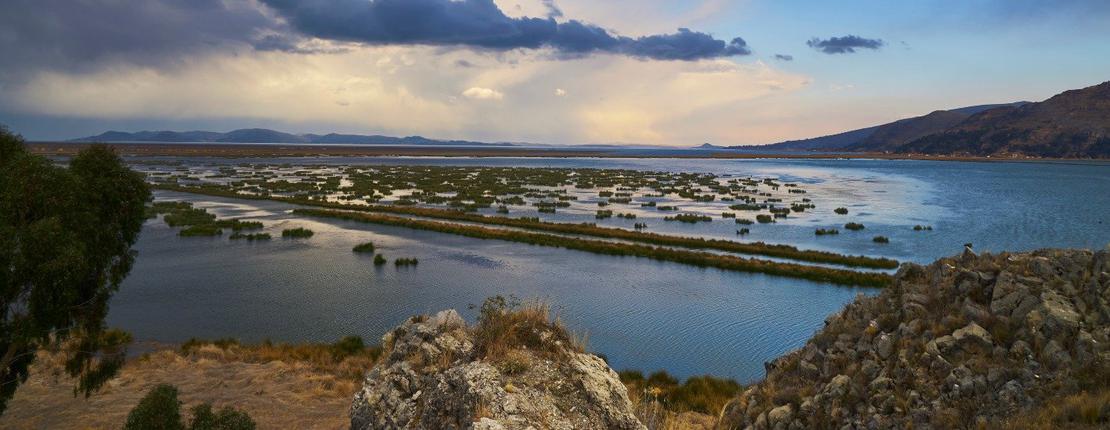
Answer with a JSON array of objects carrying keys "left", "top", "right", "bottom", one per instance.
[
  {"left": 471, "top": 297, "right": 584, "bottom": 362},
  {"left": 993, "top": 390, "right": 1110, "bottom": 429},
  {"left": 3, "top": 339, "right": 382, "bottom": 430}
]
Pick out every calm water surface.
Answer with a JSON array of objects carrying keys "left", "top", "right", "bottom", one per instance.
[{"left": 107, "top": 157, "right": 1110, "bottom": 382}]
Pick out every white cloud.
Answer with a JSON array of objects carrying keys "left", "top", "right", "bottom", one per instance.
[
  {"left": 462, "top": 87, "right": 505, "bottom": 100},
  {"left": 4, "top": 44, "right": 811, "bottom": 145}
]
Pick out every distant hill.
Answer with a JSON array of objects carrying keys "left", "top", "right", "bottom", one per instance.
[
  {"left": 71, "top": 128, "right": 515, "bottom": 146},
  {"left": 738, "top": 81, "right": 1110, "bottom": 158},
  {"left": 737, "top": 102, "right": 1027, "bottom": 152},
  {"left": 903, "top": 81, "right": 1110, "bottom": 158}
]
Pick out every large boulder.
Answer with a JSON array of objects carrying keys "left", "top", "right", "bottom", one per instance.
[{"left": 350, "top": 309, "right": 645, "bottom": 430}]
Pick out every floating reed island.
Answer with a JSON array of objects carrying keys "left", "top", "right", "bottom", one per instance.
[{"left": 152, "top": 183, "right": 898, "bottom": 270}]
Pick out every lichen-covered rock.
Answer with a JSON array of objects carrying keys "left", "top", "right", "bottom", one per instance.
[
  {"left": 350, "top": 310, "right": 645, "bottom": 430},
  {"left": 719, "top": 249, "right": 1110, "bottom": 429}
]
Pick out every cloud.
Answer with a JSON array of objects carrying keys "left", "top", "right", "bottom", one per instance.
[
  {"left": 554, "top": 88, "right": 567, "bottom": 96},
  {"left": 0, "top": 0, "right": 277, "bottom": 79},
  {"left": 4, "top": 45, "right": 810, "bottom": 145},
  {"left": 773, "top": 54, "right": 793, "bottom": 61},
  {"left": 806, "top": 35, "right": 883, "bottom": 54},
  {"left": 258, "top": 0, "right": 751, "bottom": 60},
  {"left": 462, "top": 87, "right": 505, "bottom": 100}
]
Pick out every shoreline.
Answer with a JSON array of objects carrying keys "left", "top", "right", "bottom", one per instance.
[{"left": 26, "top": 141, "right": 1108, "bottom": 163}]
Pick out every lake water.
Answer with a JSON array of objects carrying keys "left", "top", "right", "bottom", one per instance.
[{"left": 106, "top": 157, "right": 1110, "bottom": 382}]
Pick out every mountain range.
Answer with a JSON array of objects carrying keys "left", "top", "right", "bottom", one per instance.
[
  {"left": 71, "top": 129, "right": 516, "bottom": 147},
  {"left": 734, "top": 81, "right": 1110, "bottom": 158}
]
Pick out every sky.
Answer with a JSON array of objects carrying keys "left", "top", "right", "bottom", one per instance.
[{"left": 1, "top": 0, "right": 1108, "bottom": 146}]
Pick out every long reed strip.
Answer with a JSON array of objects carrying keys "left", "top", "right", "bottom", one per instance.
[{"left": 293, "top": 208, "right": 892, "bottom": 287}]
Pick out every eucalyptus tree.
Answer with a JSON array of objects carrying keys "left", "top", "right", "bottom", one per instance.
[{"left": 0, "top": 127, "right": 149, "bottom": 414}]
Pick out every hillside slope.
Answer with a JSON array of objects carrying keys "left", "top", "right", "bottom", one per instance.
[
  {"left": 718, "top": 248, "right": 1109, "bottom": 429},
  {"left": 739, "top": 103, "right": 1022, "bottom": 152},
  {"left": 904, "top": 82, "right": 1110, "bottom": 157}
]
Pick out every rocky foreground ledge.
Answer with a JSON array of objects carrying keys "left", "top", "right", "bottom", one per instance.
[
  {"left": 350, "top": 249, "right": 1108, "bottom": 430},
  {"left": 720, "top": 248, "right": 1109, "bottom": 429},
  {"left": 350, "top": 304, "right": 645, "bottom": 430},
  {"left": 348, "top": 248, "right": 1107, "bottom": 430}
]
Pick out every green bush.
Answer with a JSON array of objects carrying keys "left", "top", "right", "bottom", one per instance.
[
  {"left": 395, "top": 257, "right": 419, "bottom": 267},
  {"left": 844, "top": 222, "right": 865, "bottom": 231},
  {"left": 373, "top": 254, "right": 387, "bottom": 266},
  {"left": 331, "top": 336, "right": 366, "bottom": 360},
  {"left": 124, "top": 384, "right": 184, "bottom": 430},
  {"left": 815, "top": 228, "right": 840, "bottom": 236},
  {"left": 125, "top": 384, "right": 256, "bottom": 430},
  {"left": 664, "top": 213, "right": 712, "bottom": 223},
  {"left": 352, "top": 242, "right": 375, "bottom": 253},
  {"left": 834, "top": 207, "right": 849, "bottom": 215},
  {"left": 188, "top": 404, "right": 256, "bottom": 430},
  {"left": 281, "top": 227, "right": 314, "bottom": 238},
  {"left": 873, "top": 236, "right": 890, "bottom": 243}
]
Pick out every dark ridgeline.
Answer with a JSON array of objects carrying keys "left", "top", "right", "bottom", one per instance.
[
  {"left": 70, "top": 128, "right": 516, "bottom": 147},
  {"left": 734, "top": 81, "right": 1110, "bottom": 158}
]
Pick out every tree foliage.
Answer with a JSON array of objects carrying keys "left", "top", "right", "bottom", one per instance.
[{"left": 0, "top": 126, "right": 150, "bottom": 414}]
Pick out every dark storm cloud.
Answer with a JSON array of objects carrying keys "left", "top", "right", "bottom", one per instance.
[
  {"left": 0, "top": 0, "right": 277, "bottom": 78},
  {"left": 806, "top": 35, "right": 884, "bottom": 54},
  {"left": 774, "top": 54, "right": 794, "bottom": 61},
  {"left": 258, "top": 0, "right": 751, "bottom": 60},
  {"left": 0, "top": 0, "right": 751, "bottom": 83}
]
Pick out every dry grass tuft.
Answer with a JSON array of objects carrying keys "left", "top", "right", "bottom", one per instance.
[
  {"left": 994, "top": 390, "right": 1110, "bottom": 429},
  {"left": 471, "top": 296, "right": 583, "bottom": 362},
  {"left": 179, "top": 336, "right": 382, "bottom": 381},
  {"left": 621, "top": 369, "right": 740, "bottom": 429}
]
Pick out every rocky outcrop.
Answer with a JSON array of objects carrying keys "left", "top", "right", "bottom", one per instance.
[
  {"left": 350, "top": 309, "right": 645, "bottom": 430},
  {"left": 719, "top": 248, "right": 1110, "bottom": 429}
]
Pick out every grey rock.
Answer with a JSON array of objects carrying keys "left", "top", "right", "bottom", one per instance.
[
  {"left": 952, "top": 322, "right": 993, "bottom": 349},
  {"left": 350, "top": 309, "right": 644, "bottom": 430},
  {"left": 767, "top": 404, "right": 794, "bottom": 429}
]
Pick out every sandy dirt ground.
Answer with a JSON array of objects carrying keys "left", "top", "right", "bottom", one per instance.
[{"left": 3, "top": 347, "right": 354, "bottom": 429}]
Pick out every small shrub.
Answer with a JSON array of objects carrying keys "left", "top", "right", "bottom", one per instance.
[
  {"left": 873, "top": 236, "right": 890, "bottom": 243},
  {"left": 755, "top": 214, "right": 774, "bottom": 224},
  {"left": 373, "top": 254, "right": 387, "bottom": 266},
  {"left": 834, "top": 207, "right": 849, "bottom": 215},
  {"left": 815, "top": 228, "right": 840, "bottom": 236},
  {"left": 844, "top": 222, "right": 865, "bottom": 231},
  {"left": 352, "top": 242, "right": 375, "bottom": 253},
  {"left": 331, "top": 336, "right": 366, "bottom": 360},
  {"left": 472, "top": 296, "right": 579, "bottom": 361},
  {"left": 664, "top": 213, "right": 712, "bottom": 223},
  {"left": 124, "top": 384, "right": 184, "bottom": 430},
  {"left": 189, "top": 404, "right": 256, "bottom": 430},
  {"left": 281, "top": 227, "right": 314, "bottom": 238},
  {"left": 394, "top": 257, "right": 419, "bottom": 267},
  {"left": 736, "top": 218, "right": 754, "bottom": 225},
  {"left": 736, "top": 228, "right": 750, "bottom": 236}
]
